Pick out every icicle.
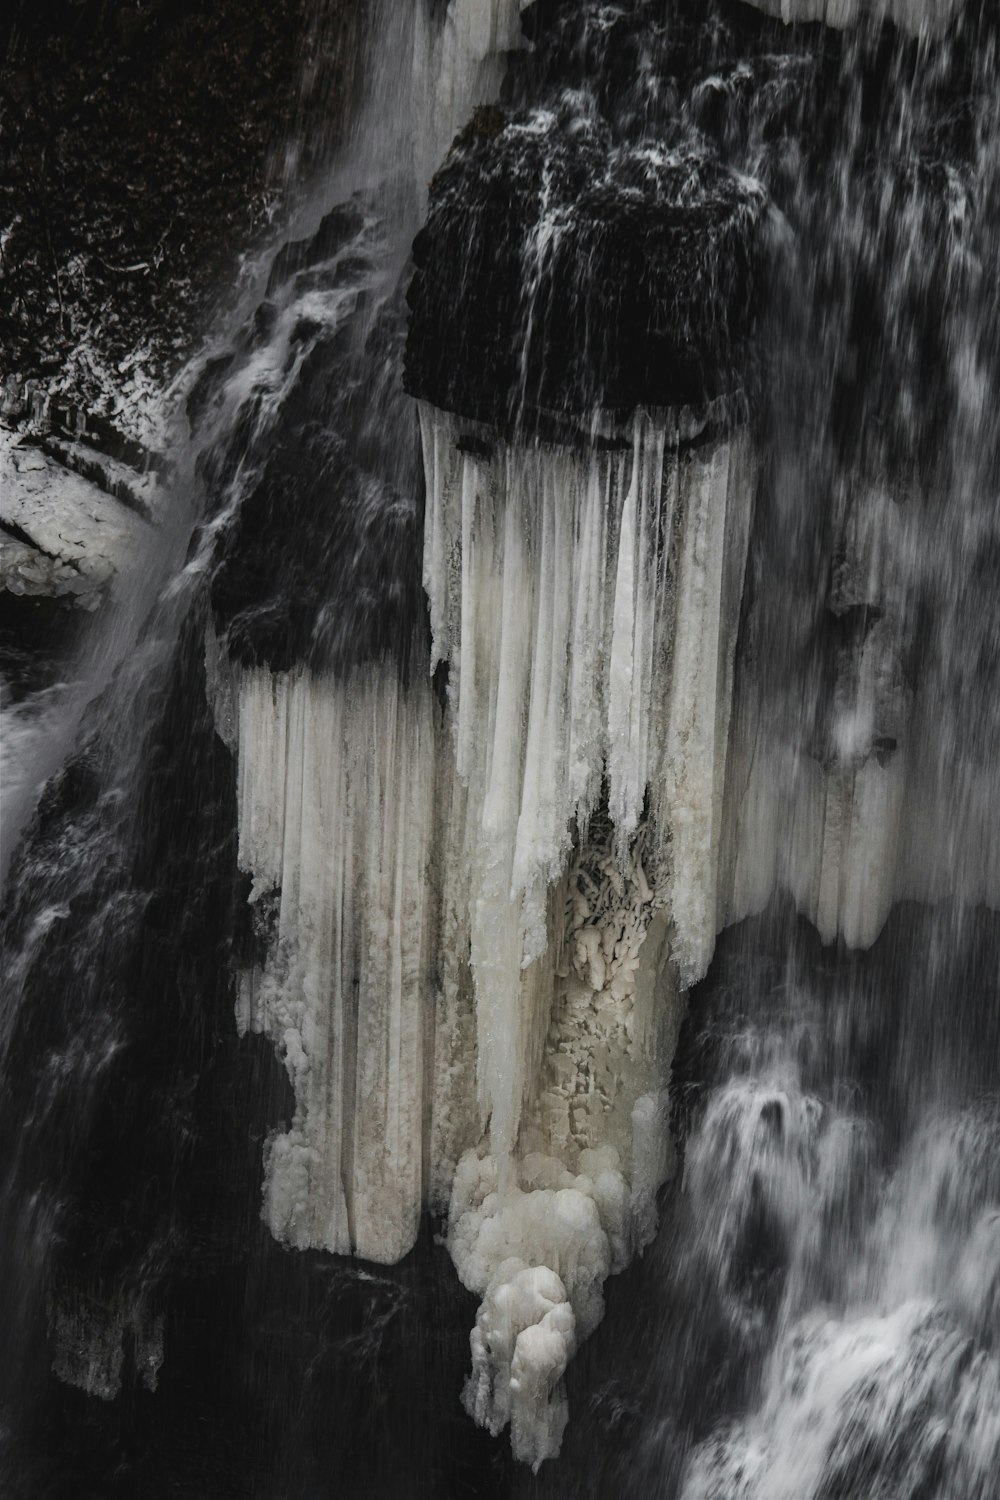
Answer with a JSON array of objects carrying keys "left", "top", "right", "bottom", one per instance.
[{"left": 660, "top": 434, "right": 754, "bottom": 984}]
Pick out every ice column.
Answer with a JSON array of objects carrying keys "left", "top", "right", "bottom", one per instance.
[
  {"left": 233, "top": 663, "right": 438, "bottom": 1264},
  {"left": 420, "top": 400, "right": 756, "bottom": 1464},
  {"left": 412, "top": 0, "right": 524, "bottom": 209}
]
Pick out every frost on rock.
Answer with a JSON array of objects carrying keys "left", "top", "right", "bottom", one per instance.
[
  {"left": 232, "top": 662, "right": 438, "bottom": 1264},
  {"left": 51, "top": 1293, "right": 164, "bottom": 1401},
  {"left": 420, "top": 399, "right": 756, "bottom": 1463}
]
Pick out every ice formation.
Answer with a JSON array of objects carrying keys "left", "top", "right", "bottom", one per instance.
[
  {"left": 419, "top": 401, "right": 757, "bottom": 1461},
  {"left": 412, "top": 0, "right": 524, "bottom": 207},
  {"left": 419, "top": 402, "right": 755, "bottom": 992},
  {"left": 721, "top": 480, "right": 1000, "bottom": 949},
  {"left": 224, "top": 399, "right": 757, "bottom": 1463},
  {"left": 233, "top": 663, "right": 438, "bottom": 1264},
  {"left": 742, "top": 0, "right": 963, "bottom": 35}
]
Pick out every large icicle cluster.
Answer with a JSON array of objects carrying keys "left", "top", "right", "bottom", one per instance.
[
  {"left": 419, "top": 400, "right": 756, "bottom": 1463},
  {"left": 222, "top": 398, "right": 756, "bottom": 1466},
  {"left": 233, "top": 664, "right": 438, "bottom": 1264},
  {"left": 420, "top": 401, "right": 753, "bottom": 996}
]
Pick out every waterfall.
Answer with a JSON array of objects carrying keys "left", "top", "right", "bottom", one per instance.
[{"left": 1, "top": 0, "right": 999, "bottom": 1494}]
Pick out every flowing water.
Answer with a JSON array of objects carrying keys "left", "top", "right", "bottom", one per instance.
[{"left": 1, "top": 2, "right": 998, "bottom": 1497}]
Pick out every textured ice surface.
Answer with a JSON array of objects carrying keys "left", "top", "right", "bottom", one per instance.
[
  {"left": 233, "top": 663, "right": 438, "bottom": 1263},
  {"left": 451, "top": 1150, "right": 613, "bottom": 1469},
  {"left": 742, "top": 0, "right": 963, "bottom": 34},
  {"left": 420, "top": 401, "right": 756, "bottom": 1462}
]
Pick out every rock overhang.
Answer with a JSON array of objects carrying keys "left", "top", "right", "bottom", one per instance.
[{"left": 405, "top": 100, "right": 769, "bottom": 427}]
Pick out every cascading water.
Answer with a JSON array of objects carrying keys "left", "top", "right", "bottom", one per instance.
[{"left": 0, "top": 0, "right": 998, "bottom": 1496}]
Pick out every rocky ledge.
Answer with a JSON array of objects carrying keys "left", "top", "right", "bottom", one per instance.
[{"left": 406, "top": 102, "right": 767, "bottom": 425}]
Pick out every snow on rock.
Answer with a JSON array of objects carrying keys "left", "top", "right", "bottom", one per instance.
[
  {"left": 0, "top": 429, "right": 152, "bottom": 608},
  {"left": 232, "top": 662, "right": 438, "bottom": 1264}
]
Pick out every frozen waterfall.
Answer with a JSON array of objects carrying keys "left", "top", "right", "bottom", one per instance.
[
  {"left": 2, "top": 0, "right": 999, "bottom": 1493},
  {"left": 226, "top": 402, "right": 757, "bottom": 1462}
]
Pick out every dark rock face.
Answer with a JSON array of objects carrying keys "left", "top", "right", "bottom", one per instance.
[
  {"left": 406, "top": 103, "right": 766, "bottom": 423},
  {"left": 204, "top": 198, "right": 428, "bottom": 677},
  {"left": 404, "top": 0, "right": 813, "bottom": 426},
  {"left": 0, "top": 0, "right": 365, "bottom": 406}
]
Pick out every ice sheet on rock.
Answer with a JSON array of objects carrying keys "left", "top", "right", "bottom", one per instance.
[
  {"left": 234, "top": 662, "right": 438, "bottom": 1264},
  {"left": 719, "top": 473, "right": 1000, "bottom": 949}
]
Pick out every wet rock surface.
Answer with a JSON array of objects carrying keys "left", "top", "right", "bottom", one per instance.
[
  {"left": 405, "top": 0, "right": 806, "bottom": 424},
  {"left": 1, "top": 0, "right": 365, "bottom": 412},
  {"left": 203, "top": 198, "right": 429, "bottom": 677},
  {"left": 406, "top": 107, "right": 766, "bottom": 422},
  {"left": 406, "top": 0, "right": 994, "bottom": 435}
]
